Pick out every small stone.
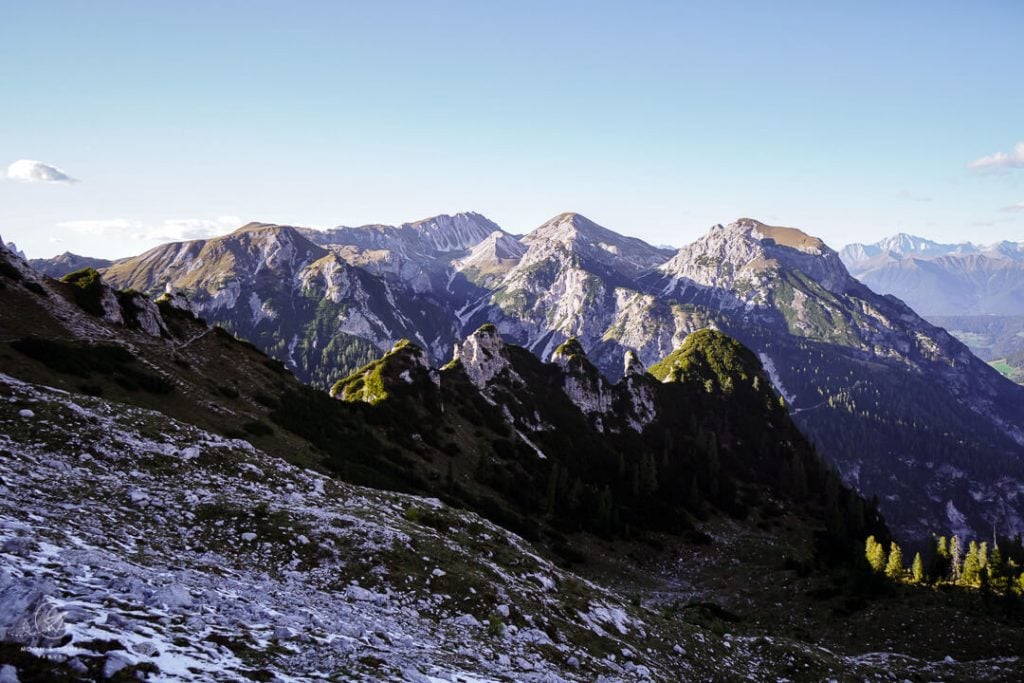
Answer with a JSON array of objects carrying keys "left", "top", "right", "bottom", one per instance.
[
  {"left": 273, "top": 626, "right": 296, "bottom": 641},
  {"left": 453, "top": 613, "right": 481, "bottom": 628},
  {"left": 495, "top": 604, "right": 510, "bottom": 618},
  {"left": 0, "top": 664, "right": 19, "bottom": 683},
  {"left": 241, "top": 532, "right": 257, "bottom": 542},
  {"left": 431, "top": 568, "right": 446, "bottom": 577},
  {"left": 102, "top": 653, "right": 131, "bottom": 679},
  {"left": 147, "top": 584, "right": 192, "bottom": 609},
  {"left": 17, "top": 409, "right": 34, "bottom": 419}
]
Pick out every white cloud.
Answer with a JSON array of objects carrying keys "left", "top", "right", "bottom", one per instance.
[
  {"left": 1001, "top": 202, "right": 1024, "bottom": 213},
  {"left": 896, "top": 190, "right": 932, "bottom": 202},
  {"left": 6, "top": 159, "right": 77, "bottom": 183},
  {"left": 57, "top": 216, "right": 241, "bottom": 242},
  {"left": 967, "top": 142, "right": 1024, "bottom": 172},
  {"left": 57, "top": 219, "right": 141, "bottom": 235}
]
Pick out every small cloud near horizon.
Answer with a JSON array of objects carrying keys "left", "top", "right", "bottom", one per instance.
[
  {"left": 1000, "top": 202, "right": 1024, "bottom": 213},
  {"left": 896, "top": 190, "right": 933, "bottom": 202},
  {"left": 57, "top": 216, "right": 242, "bottom": 242},
  {"left": 967, "top": 142, "right": 1024, "bottom": 172},
  {"left": 6, "top": 159, "right": 77, "bottom": 183}
]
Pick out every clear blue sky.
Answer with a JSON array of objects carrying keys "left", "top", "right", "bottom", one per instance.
[{"left": 1, "top": 0, "right": 1022, "bottom": 258}]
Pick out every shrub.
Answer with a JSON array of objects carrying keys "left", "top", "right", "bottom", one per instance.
[{"left": 60, "top": 267, "right": 106, "bottom": 316}]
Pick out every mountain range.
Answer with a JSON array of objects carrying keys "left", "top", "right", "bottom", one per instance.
[
  {"left": 4, "top": 235, "right": 1024, "bottom": 680},
  {"left": 29, "top": 213, "right": 1024, "bottom": 545},
  {"left": 840, "top": 233, "right": 1024, "bottom": 317},
  {"left": 841, "top": 233, "right": 1024, "bottom": 383}
]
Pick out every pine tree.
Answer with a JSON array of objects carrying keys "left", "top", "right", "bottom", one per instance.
[
  {"left": 912, "top": 552, "right": 925, "bottom": 584},
  {"left": 885, "top": 542, "right": 904, "bottom": 580},
  {"left": 989, "top": 545, "right": 1005, "bottom": 584},
  {"left": 950, "top": 536, "right": 963, "bottom": 582},
  {"left": 865, "top": 535, "right": 886, "bottom": 573},
  {"left": 962, "top": 540, "right": 981, "bottom": 587}
]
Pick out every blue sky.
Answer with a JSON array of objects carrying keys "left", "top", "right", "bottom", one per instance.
[{"left": 1, "top": 0, "right": 1022, "bottom": 258}]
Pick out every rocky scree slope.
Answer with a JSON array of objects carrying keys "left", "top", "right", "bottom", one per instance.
[{"left": 5, "top": 372, "right": 1009, "bottom": 681}]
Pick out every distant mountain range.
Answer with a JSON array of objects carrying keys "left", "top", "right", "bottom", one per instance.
[
  {"left": 840, "top": 233, "right": 1024, "bottom": 316},
  {"left": 841, "top": 233, "right": 1024, "bottom": 384},
  {"left": 29, "top": 214, "right": 1024, "bottom": 543},
  {"left": 29, "top": 251, "right": 113, "bottom": 277}
]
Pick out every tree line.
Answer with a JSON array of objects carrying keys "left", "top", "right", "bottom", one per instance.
[{"left": 865, "top": 533, "right": 1024, "bottom": 598}]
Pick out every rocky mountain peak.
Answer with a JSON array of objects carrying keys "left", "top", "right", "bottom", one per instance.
[
  {"left": 519, "top": 213, "right": 673, "bottom": 277},
  {"left": 470, "top": 230, "right": 527, "bottom": 261},
  {"left": 402, "top": 212, "right": 504, "bottom": 253},
  {"left": 313, "top": 212, "right": 503, "bottom": 257},
  {"left": 3, "top": 240, "right": 26, "bottom": 260},
  {"left": 623, "top": 349, "right": 646, "bottom": 377},
  {"left": 659, "top": 219, "right": 851, "bottom": 298},
  {"left": 840, "top": 233, "right": 984, "bottom": 266},
  {"left": 452, "top": 324, "right": 519, "bottom": 389},
  {"left": 877, "top": 233, "right": 977, "bottom": 258},
  {"left": 243, "top": 225, "right": 325, "bottom": 270},
  {"left": 550, "top": 337, "right": 588, "bottom": 366},
  {"left": 329, "top": 339, "right": 430, "bottom": 404}
]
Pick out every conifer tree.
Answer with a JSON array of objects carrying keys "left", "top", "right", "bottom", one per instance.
[
  {"left": 962, "top": 540, "right": 981, "bottom": 587},
  {"left": 912, "top": 552, "right": 924, "bottom": 584},
  {"left": 950, "top": 536, "right": 963, "bottom": 582},
  {"left": 885, "top": 542, "right": 904, "bottom": 579},
  {"left": 989, "top": 544, "right": 1004, "bottom": 584},
  {"left": 865, "top": 535, "right": 886, "bottom": 573}
]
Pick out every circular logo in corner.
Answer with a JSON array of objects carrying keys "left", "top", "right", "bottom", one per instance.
[{"left": 33, "top": 599, "right": 67, "bottom": 639}]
